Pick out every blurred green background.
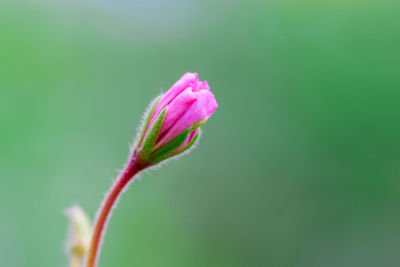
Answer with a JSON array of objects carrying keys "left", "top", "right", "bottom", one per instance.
[{"left": 1, "top": 0, "right": 399, "bottom": 266}]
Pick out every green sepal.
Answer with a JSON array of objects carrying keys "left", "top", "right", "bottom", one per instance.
[
  {"left": 150, "top": 129, "right": 200, "bottom": 165},
  {"left": 189, "top": 119, "right": 207, "bottom": 132},
  {"left": 138, "top": 108, "right": 166, "bottom": 161},
  {"left": 136, "top": 94, "right": 162, "bottom": 148},
  {"left": 149, "top": 129, "right": 190, "bottom": 164},
  {"left": 172, "top": 128, "right": 200, "bottom": 156}
]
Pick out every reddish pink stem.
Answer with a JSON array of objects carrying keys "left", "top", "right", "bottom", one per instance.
[{"left": 86, "top": 154, "right": 145, "bottom": 267}]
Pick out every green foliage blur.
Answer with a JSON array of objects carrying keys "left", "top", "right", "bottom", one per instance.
[{"left": 1, "top": 0, "right": 399, "bottom": 266}]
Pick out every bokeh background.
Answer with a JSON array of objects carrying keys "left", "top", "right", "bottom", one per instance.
[{"left": 1, "top": 0, "right": 400, "bottom": 266}]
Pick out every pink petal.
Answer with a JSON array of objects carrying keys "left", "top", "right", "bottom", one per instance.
[
  {"left": 159, "top": 88, "right": 197, "bottom": 136},
  {"left": 156, "top": 73, "right": 198, "bottom": 112},
  {"left": 157, "top": 89, "right": 218, "bottom": 147},
  {"left": 149, "top": 72, "right": 198, "bottom": 127},
  {"left": 195, "top": 80, "right": 210, "bottom": 91}
]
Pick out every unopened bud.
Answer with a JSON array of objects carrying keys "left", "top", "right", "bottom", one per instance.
[
  {"left": 65, "top": 205, "right": 91, "bottom": 261},
  {"left": 136, "top": 73, "right": 218, "bottom": 165}
]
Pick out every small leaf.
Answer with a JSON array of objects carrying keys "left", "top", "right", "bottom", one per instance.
[
  {"left": 149, "top": 129, "right": 190, "bottom": 164},
  {"left": 138, "top": 108, "right": 166, "bottom": 161}
]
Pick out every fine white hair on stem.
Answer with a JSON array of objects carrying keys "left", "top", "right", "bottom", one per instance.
[
  {"left": 84, "top": 173, "right": 138, "bottom": 265},
  {"left": 86, "top": 94, "right": 168, "bottom": 264}
]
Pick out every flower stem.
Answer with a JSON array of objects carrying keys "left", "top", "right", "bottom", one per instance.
[{"left": 85, "top": 154, "right": 144, "bottom": 267}]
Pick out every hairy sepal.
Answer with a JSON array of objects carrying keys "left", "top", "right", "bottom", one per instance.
[
  {"left": 190, "top": 119, "right": 207, "bottom": 132},
  {"left": 138, "top": 108, "right": 166, "bottom": 161},
  {"left": 135, "top": 94, "right": 162, "bottom": 149},
  {"left": 172, "top": 129, "right": 200, "bottom": 156},
  {"left": 148, "top": 129, "right": 190, "bottom": 164},
  {"left": 150, "top": 129, "right": 200, "bottom": 165}
]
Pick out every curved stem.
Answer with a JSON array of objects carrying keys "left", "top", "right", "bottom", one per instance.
[{"left": 86, "top": 155, "right": 144, "bottom": 267}]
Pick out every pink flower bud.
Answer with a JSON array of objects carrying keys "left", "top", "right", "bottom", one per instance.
[{"left": 137, "top": 72, "right": 218, "bottom": 164}]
